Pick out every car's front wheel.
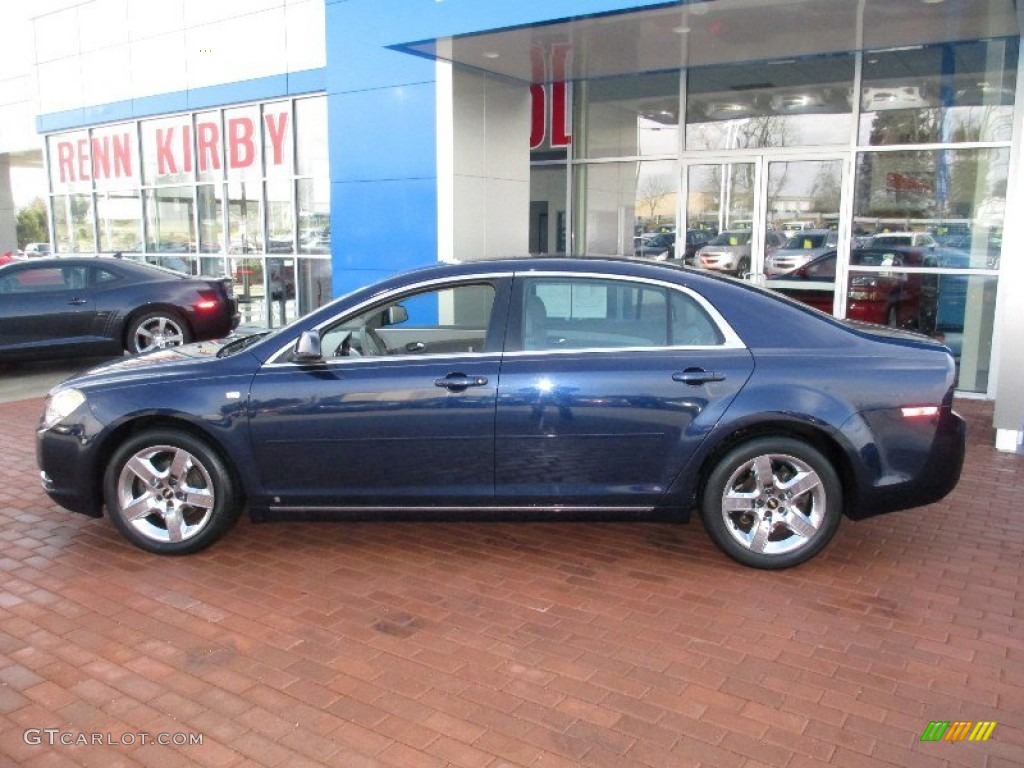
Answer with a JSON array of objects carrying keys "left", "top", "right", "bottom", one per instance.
[
  {"left": 701, "top": 438, "right": 842, "bottom": 569},
  {"left": 126, "top": 310, "right": 191, "bottom": 354},
  {"left": 103, "top": 429, "right": 240, "bottom": 554}
]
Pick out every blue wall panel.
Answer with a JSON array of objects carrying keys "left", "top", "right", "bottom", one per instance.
[
  {"left": 329, "top": 83, "right": 437, "bottom": 183},
  {"left": 330, "top": 177, "right": 438, "bottom": 295},
  {"left": 324, "top": 0, "right": 671, "bottom": 296}
]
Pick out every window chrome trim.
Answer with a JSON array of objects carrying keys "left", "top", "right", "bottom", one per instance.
[
  {"left": 265, "top": 271, "right": 513, "bottom": 365},
  {"left": 264, "top": 267, "right": 747, "bottom": 366},
  {"left": 512, "top": 269, "right": 747, "bottom": 351}
]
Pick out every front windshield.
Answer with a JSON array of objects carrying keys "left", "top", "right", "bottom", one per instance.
[{"left": 709, "top": 231, "right": 751, "bottom": 246}]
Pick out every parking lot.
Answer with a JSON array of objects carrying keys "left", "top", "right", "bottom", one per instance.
[{"left": 0, "top": 371, "right": 1021, "bottom": 765}]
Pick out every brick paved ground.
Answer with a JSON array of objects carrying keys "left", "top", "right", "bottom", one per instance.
[{"left": 0, "top": 396, "right": 1021, "bottom": 767}]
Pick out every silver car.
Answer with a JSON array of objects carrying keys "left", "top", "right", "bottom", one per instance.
[
  {"left": 697, "top": 230, "right": 784, "bottom": 276},
  {"left": 765, "top": 229, "right": 839, "bottom": 276}
]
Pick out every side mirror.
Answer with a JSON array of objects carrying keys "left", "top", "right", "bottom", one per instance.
[
  {"left": 385, "top": 305, "right": 408, "bottom": 325},
  {"left": 292, "top": 330, "right": 323, "bottom": 362}
]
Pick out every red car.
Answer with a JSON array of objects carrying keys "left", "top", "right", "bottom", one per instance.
[{"left": 769, "top": 248, "right": 927, "bottom": 328}]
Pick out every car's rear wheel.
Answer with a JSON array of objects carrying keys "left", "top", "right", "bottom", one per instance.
[
  {"left": 701, "top": 437, "right": 841, "bottom": 569},
  {"left": 127, "top": 310, "right": 191, "bottom": 354},
  {"left": 736, "top": 257, "right": 750, "bottom": 276},
  {"left": 103, "top": 429, "right": 239, "bottom": 554}
]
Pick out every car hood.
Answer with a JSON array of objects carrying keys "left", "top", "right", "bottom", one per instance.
[{"left": 52, "top": 333, "right": 262, "bottom": 393}]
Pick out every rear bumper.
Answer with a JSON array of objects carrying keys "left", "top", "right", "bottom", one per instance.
[{"left": 844, "top": 406, "right": 967, "bottom": 520}]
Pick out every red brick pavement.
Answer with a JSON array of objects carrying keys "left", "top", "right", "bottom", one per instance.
[{"left": 0, "top": 396, "right": 1021, "bottom": 767}]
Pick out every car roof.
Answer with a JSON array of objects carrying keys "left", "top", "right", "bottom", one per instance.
[{"left": 0, "top": 256, "right": 189, "bottom": 279}]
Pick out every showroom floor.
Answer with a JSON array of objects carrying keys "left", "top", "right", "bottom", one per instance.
[{"left": 0, "top": 396, "right": 1021, "bottom": 767}]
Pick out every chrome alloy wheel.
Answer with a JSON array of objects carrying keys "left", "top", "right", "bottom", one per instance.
[
  {"left": 720, "top": 452, "right": 826, "bottom": 556},
  {"left": 134, "top": 316, "right": 185, "bottom": 351},
  {"left": 114, "top": 444, "right": 216, "bottom": 544}
]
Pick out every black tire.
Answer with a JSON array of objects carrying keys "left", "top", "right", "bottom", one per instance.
[
  {"left": 103, "top": 429, "right": 240, "bottom": 555},
  {"left": 736, "top": 258, "right": 750, "bottom": 276},
  {"left": 701, "top": 437, "right": 842, "bottom": 569},
  {"left": 126, "top": 310, "right": 191, "bottom": 354}
]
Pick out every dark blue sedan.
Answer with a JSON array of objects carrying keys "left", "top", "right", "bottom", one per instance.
[{"left": 36, "top": 258, "right": 966, "bottom": 569}]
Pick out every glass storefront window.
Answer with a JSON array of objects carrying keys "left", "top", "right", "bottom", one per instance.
[
  {"left": 45, "top": 95, "right": 331, "bottom": 326},
  {"left": 47, "top": 132, "right": 92, "bottom": 194},
  {"left": 298, "top": 177, "right": 330, "bottom": 254},
  {"left": 295, "top": 97, "right": 328, "bottom": 177},
  {"left": 297, "top": 257, "right": 332, "bottom": 315},
  {"left": 96, "top": 190, "right": 142, "bottom": 252},
  {"left": 263, "top": 101, "right": 293, "bottom": 177},
  {"left": 265, "top": 180, "right": 295, "bottom": 253},
  {"left": 853, "top": 148, "right": 1008, "bottom": 269},
  {"left": 227, "top": 180, "right": 263, "bottom": 255},
  {"left": 686, "top": 54, "right": 855, "bottom": 150},
  {"left": 575, "top": 160, "right": 676, "bottom": 256},
  {"left": 144, "top": 186, "right": 195, "bottom": 255},
  {"left": 224, "top": 105, "right": 262, "bottom": 182},
  {"left": 529, "top": 165, "right": 567, "bottom": 255},
  {"left": 574, "top": 72, "right": 680, "bottom": 159},
  {"left": 52, "top": 194, "right": 95, "bottom": 253},
  {"left": 860, "top": 39, "right": 1017, "bottom": 146},
  {"left": 197, "top": 183, "right": 224, "bottom": 255},
  {"left": 141, "top": 115, "right": 194, "bottom": 186},
  {"left": 195, "top": 111, "right": 223, "bottom": 183}
]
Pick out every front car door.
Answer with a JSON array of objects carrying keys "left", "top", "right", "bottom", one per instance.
[
  {"left": 494, "top": 272, "right": 755, "bottom": 509},
  {"left": 0, "top": 263, "right": 97, "bottom": 358},
  {"left": 247, "top": 276, "right": 510, "bottom": 510}
]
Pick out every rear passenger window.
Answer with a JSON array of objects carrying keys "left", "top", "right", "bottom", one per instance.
[{"left": 519, "top": 277, "right": 723, "bottom": 350}]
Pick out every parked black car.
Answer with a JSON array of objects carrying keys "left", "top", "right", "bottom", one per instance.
[
  {"left": 37, "top": 257, "right": 965, "bottom": 569},
  {"left": 0, "top": 257, "right": 239, "bottom": 361}
]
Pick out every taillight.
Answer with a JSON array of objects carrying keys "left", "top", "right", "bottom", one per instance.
[
  {"left": 195, "top": 289, "right": 220, "bottom": 311},
  {"left": 901, "top": 406, "right": 939, "bottom": 418}
]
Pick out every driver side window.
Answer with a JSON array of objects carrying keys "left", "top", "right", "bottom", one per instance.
[{"left": 321, "top": 282, "right": 497, "bottom": 358}]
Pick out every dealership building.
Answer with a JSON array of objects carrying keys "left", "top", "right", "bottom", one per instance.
[{"left": 2, "top": 0, "right": 1024, "bottom": 450}]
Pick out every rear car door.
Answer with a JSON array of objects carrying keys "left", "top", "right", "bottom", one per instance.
[
  {"left": 494, "top": 273, "right": 755, "bottom": 508},
  {"left": 247, "top": 277, "right": 510, "bottom": 509}
]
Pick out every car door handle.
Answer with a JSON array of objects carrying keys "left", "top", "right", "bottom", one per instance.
[
  {"left": 673, "top": 369, "right": 725, "bottom": 385},
  {"left": 406, "top": 341, "right": 425, "bottom": 352},
  {"left": 68, "top": 297, "right": 88, "bottom": 305},
  {"left": 434, "top": 373, "right": 488, "bottom": 391}
]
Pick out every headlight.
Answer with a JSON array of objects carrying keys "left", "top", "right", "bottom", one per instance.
[{"left": 41, "top": 389, "right": 86, "bottom": 430}]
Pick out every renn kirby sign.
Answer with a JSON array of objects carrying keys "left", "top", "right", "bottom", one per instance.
[{"left": 49, "top": 107, "right": 290, "bottom": 187}]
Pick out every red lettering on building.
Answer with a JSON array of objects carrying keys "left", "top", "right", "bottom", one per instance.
[
  {"left": 264, "top": 112, "right": 288, "bottom": 166},
  {"left": 111, "top": 133, "right": 133, "bottom": 178},
  {"left": 549, "top": 44, "right": 572, "bottom": 147},
  {"left": 227, "top": 117, "right": 255, "bottom": 169},
  {"left": 77, "top": 138, "right": 92, "bottom": 181},
  {"left": 529, "top": 45, "right": 547, "bottom": 149},
  {"left": 156, "top": 128, "right": 178, "bottom": 175},
  {"left": 197, "top": 122, "right": 221, "bottom": 173},
  {"left": 49, "top": 111, "right": 292, "bottom": 188},
  {"left": 57, "top": 141, "right": 76, "bottom": 183},
  {"left": 529, "top": 43, "right": 572, "bottom": 149},
  {"left": 91, "top": 136, "right": 111, "bottom": 179},
  {"left": 181, "top": 125, "right": 193, "bottom": 174}
]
